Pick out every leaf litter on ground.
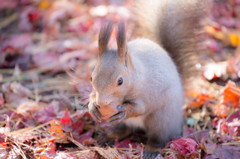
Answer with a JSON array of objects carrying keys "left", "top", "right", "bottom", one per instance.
[{"left": 0, "top": 0, "right": 240, "bottom": 158}]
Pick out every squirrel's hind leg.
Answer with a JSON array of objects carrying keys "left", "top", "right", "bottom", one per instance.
[
  {"left": 96, "top": 122, "right": 132, "bottom": 147},
  {"left": 143, "top": 108, "right": 183, "bottom": 158},
  {"left": 108, "top": 122, "right": 133, "bottom": 140}
]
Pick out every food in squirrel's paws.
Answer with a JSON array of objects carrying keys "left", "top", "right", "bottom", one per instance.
[{"left": 99, "top": 105, "right": 125, "bottom": 121}]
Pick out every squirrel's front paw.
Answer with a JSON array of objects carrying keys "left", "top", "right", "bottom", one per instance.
[
  {"left": 88, "top": 102, "right": 102, "bottom": 121},
  {"left": 109, "top": 105, "right": 126, "bottom": 125}
]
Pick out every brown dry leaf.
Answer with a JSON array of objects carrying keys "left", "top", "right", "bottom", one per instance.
[
  {"left": 16, "top": 100, "right": 43, "bottom": 116},
  {"left": 74, "top": 149, "right": 99, "bottom": 159},
  {"left": 2, "top": 82, "right": 31, "bottom": 107},
  {"left": 91, "top": 147, "right": 120, "bottom": 159}
]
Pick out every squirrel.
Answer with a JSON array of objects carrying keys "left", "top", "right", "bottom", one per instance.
[{"left": 88, "top": 0, "right": 210, "bottom": 158}]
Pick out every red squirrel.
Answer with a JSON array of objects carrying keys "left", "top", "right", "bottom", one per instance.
[{"left": 88, "top": 0, "right": 210, "bottom": 158}]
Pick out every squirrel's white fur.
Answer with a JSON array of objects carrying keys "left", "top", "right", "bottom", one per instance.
[{"left": 124, "top": 38, "right": 183, "bottom": 137}]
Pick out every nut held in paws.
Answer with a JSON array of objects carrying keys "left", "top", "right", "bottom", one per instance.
[{"left": 99, "top": 105, "right": 118, "bottom": 120}]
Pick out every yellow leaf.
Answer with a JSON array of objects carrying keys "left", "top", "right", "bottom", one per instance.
[
  {"left": 229, "top": 33, "right": 239, "bottom": 47},
  {"left": 39, "top": 0, "right": 51, "bottom": 9}
]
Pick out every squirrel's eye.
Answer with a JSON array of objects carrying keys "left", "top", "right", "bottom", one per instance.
[
  {"left": 117, "top": 77, "right": 123, "bottom": 86},
  {"left": 90, "top": 76, "right": 92, "bottom": 82}
]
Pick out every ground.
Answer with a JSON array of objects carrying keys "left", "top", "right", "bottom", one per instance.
[{"left": 0, "top": 0, "right": 240, "bottom": 158}]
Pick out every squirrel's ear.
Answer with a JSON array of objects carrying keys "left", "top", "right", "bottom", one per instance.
[
  {"left": 117, "top": 20, "right": 128, "bottom": 65},
  {"left": 98, "top": 20, "right": 113, "bottom": 56}
]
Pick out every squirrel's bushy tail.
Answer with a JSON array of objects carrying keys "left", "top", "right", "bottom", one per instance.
[{"left": 134, "top": 0, "right": 211, "bottom": 82}]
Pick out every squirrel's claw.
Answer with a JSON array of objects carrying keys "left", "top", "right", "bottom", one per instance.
[
  {"left": 109, "top": 110, "right": 126, "bottom": 125},
  {"left": 92, "top": 108, "right": 101, "bottom": 121},
  {"left": 89, "top": 104, "right": 102, "bottom": 121}
]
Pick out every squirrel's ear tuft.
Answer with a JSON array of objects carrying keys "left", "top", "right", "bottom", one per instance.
[
  {"left": 117, "top": 20, "right": 128, "bottom": 64},
  {"left": 98, "top": 20, "right": 114, "bottom": 56}
]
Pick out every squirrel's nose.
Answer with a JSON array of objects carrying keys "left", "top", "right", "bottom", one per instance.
[{"left": 96, "top": 99, "right": 110, "bottom": 107}]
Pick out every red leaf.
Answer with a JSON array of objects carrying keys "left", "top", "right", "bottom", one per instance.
[
  {"left": 170, "top": 138, "right": 199, "bottom": 156},
  {"left": 60, "top": 109, "right": 73, "bottom": 132},
  {"left": 71, "top": 120, "right": 84, "bottom": 139},
  {"left": 114, "top": 139, "right": 138, "bottom": 148},
  {"left": 77, "top": 128, "right": 94, "bottom": 145},
  {"left": 28, "top": 10, "right": 40, "bottom": 23}
]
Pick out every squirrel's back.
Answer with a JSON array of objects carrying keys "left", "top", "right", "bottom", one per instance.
[
  {"left": 134, "top": 0, "right": 210, "bottom": 83},
  {"left": 128, "top": 38, "right": 181, "bottom": 89},
  {"left": 127, "top": 38, "right": 183, "bottom": 113}
]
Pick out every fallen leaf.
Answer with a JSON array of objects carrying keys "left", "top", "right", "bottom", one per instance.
[
  {"left": 60, "top": 109, "right": 73, "bottom": 132},
  {"left": 71, "top": 120, "right": 84, "bottom": 139},
  {"left": 74, "top": 149, "right": 98, "bottom": 159},
  {"left": 214, "top": 103, "right": 229, "bottom": 118},
  {"left": 92, "top": 147, "right": 120, "bottom": 159},
  {"left": 183, "top": 128, "right": 196, "bottom": 137},
  {"left": 222, "top": 81, "right": 240, "bottom": 107},
  {"left": 33, "top": 103, "right": 59, "bottom": 123},
  {"left": 187, "top": 92, "right": 213, "bottom": 109},
  {"left": 114, "top": 138, "right": 138, "bottom": 149},
  {"left": 205, "top": 145, "right": 240, "bottom": 159},
  {"left": 170, "top": 138, "right": 199, "bottom": 157},
  {"left": 2, "top": 82, "right": 31, "bottom": 107},
  {"left": 49, "top": 120, "right": 66, "bottom": 143},
  {"left": 16, "top": 100, "right": 42, "bottom": 117},
  {"left": 77, "top": 128, "right": 94, "bottom": 145},
  {"left": 2, "top": 34, "right": 32, "bottom": 50}
]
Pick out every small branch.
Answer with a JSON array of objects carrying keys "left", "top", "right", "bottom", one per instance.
[{"left": 0, "top": 13, "right": 18, "bottom": 30}]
